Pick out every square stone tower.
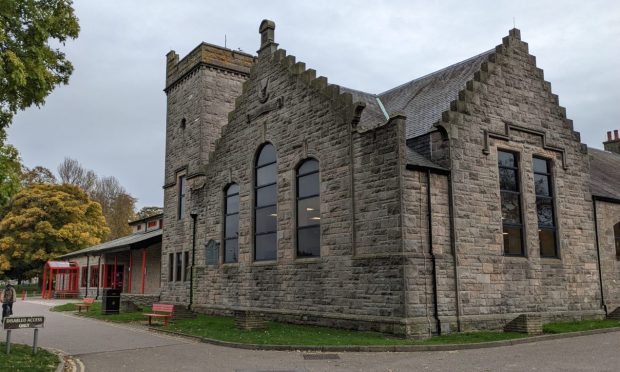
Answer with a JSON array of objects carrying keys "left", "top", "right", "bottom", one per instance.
[{"left": 161, "top": 43, "right": 255, "bottom": 302}]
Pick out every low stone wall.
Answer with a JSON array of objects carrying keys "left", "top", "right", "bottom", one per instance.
[{"left": 120, "top": 293, "right": 160, "bottom": 309}]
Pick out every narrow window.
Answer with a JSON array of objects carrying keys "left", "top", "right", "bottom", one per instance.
[
  {"left": 614, "top": 222, "right": 620, "bottom": 260},
  {"left": 90, "top": 266, "right": 99, "bottom": 287},
  {"left": 178, "top": 175, "right": 186, "bottom": 219},
  {"left": 224, "top": 183, "right": 240, "bottom": 263},
  {"left": 254, "top": 144, "right": 277, "bottom": 261},
  {"left": 296, "top": 159, "right": 320, "bottom": 257},
  {"left": 175, "top": 252, "right": 182, "bottom": 282},
  {"left": 183, "top": 251, "right": 190, "bottom": 281},
  {"left": 534, "top": 157, "right": 558, "bottom": 258},
  {"left": 168, "top": 253, "right": 174, "bottom": 281},
  {"left": 81, "top": 267, "right": 88, "bottom": 287},
  {"left": 498, "top": 150, "right": 524, "bottom": 256}
]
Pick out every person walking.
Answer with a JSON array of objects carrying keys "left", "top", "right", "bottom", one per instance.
[{"left": 1, "top": 283, "right": 17, "bottom": 321}]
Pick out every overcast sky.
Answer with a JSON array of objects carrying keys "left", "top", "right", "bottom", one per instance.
[{"left": 7, "top": 0, "right": 620, "bottom": 208}]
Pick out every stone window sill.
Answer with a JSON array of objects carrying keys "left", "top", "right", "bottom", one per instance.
[
  {"left": 252, "top": 260, "right": 277, "bottom": 267},
  {"left": 294, "top": 257, "right": 322, "bottom": 264}
]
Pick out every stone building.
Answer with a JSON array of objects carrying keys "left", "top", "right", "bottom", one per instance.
[{"left": 160, "top": 20, "right": 620, "bottom": 336}]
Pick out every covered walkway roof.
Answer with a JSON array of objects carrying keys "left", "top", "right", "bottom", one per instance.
[{"left": 58, "top": 229, "right": 162, "bottom": 259}]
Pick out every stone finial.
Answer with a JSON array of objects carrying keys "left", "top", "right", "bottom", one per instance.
[
  {"left": 258, "top": 19, "right": 278, "bottom": 56},
  {"left": 509, "top": 28, "right": 521, "bottom": 40}
]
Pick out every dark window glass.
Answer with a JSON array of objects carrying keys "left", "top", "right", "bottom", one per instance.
[
  {"left": 256, "top": 184, "right": 277, "bottom": 207},
  {"left": 498, "top": 150, "right": 524, "bottom": 256},
  {"left": 298, "top": 172, "right": 320, "bottom": 198},
  {"left": 81, "top": 267, "right": 88, "bottom": 287},
  {"left": 297, "top": 197, "right": 320, "bottom": 227},
  {"left": 224, "top": 239, "right": 238, "bottom": 263},
  {"left": 503, "top": 226, "right": 523, "bottom": 256},
  {"left": 533, "top": 157, "right": 548, "bottom": 173},
  {"left": 499, "top": 168, "right": 518, "bottom": 191},
  {"left": 255, "top": 233, "right": 277, "bottom": 261},
  {"left": 498, "top": 151, "right": 516, "bottom": 168},
  {"left": 296, "top": 159, "right": 320, "bottom": 257},
  {"left": 534, "top": 174, "right": 551, "bottom": 196},
  {"left": 614, "top": 222, "right": 620, "bottom": 260},
  {"left": 178, "top": 175, "right": 186, "bottom": 219},
  {"left": 168, "top": 253, "right": 174, "bottom": 281},
  {"left": 255, "top": 206, "right": 277, "bottom": 234},
  {"left": 224, "top": 184, "right": 240, "bottom": 263},
  {"left": 184, "top": 251, "right": 190, "bottom": 281},
  {"left": 500, "top": 192, "right": 521, "bottom": 225},
  {"left": 255, "top": 144, "right": 277, "bottom": 261},
  {"left": 257, "top": 144, "right": 276, "bottom": 166},
  {"left": 257, "top": 163, "right": 277, "bottom": 187},
  {"left": 539, "top": 229, "right": 557, "bottom": 258},
  {"left": 175, "top": 252, "right": 182, "bottom": 282},
  {"left": 534, "top": 157, "right": 558, "bottom": 258},
  {"left": 90, "top": 266, "right": 99, "bottom": 287}
]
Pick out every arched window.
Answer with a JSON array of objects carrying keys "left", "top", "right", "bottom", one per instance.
[
  {"left": 296, "top": 159, "right": 320, "bottom": 257},
  {"left": 254, "top": 144, "right": 277, "bottom": 261},
  {"left": 224, "top": 183, "right": 240, "bottom": 263},
  {"left": 615, "top": 222, "right": 620, "bottom": 260}
]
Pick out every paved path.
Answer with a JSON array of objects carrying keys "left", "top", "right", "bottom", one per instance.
[{"left": 3, "top": 300, "right": 620, "bottom": 371}]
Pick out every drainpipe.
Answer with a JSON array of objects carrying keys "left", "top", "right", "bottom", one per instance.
[
  {"left": 592, "top": 198, "right": 608, "bottom": 316},
  {"left": 426, "top": 169, "right": 441, "bottom": 335},
  {"left": 189, "top": 212, "right": 198, "bottom": 310},
  {"left": 448, "top": 173, "right": 462, "bottom": 332}
]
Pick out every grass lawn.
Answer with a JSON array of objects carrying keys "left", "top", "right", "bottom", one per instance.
[
  {"left": 51, "top": 302, "right": 147, "bottom": 322},
  {"left": 0, "top": 342, "right": 59, "bottom": 372},
  {"left": 543, "top": 319, "right": 620, "bottom": 334},
  {"left": 166, "top": 315, "right": 526, "bottom": 346}
]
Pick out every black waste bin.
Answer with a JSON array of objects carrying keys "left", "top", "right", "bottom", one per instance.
[{"left": 101, "top": 288, "right": 121, "bottom": 315}]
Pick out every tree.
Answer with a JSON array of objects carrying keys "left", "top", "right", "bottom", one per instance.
[
  {"left": 0, "top": 183, "right": 108, "bottom": 280},
  {"left": 136, "top": 206, "right": 163, "bottom": 220},
  {"left": 21, "top": 165, "right": 57, "bottom": 186},
  {"left": 0, "top": 132, "right": 21, "bottom": 214},
  {"left": 91, "top": 176, "right": 136, "bottom": 240},
  {"left": 58, "top": 157, "right": 96, "bottom": 193},
  {"left": 0, "top": 0, "right": 80, "bottom": 129}
]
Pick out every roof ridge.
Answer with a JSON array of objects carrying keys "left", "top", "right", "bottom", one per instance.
[{"left": 378, "top": 48, "right": 494, "bottom": 97}]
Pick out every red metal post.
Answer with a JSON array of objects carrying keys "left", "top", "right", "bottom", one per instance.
[
  {"left": 128, "top": 251, "right": 133, "bottom": 293},
  {"left": 103, "top": 264, "right": 108, "bottom": 288},
  {"left": 141, "top": 248, "right": 146, "bottom": 294},
  {"left": 48, "top": 268, "right": 53, "bottom": 298},
  {"left": 113, "top": 256, "right": 117, "bottom": 289}
]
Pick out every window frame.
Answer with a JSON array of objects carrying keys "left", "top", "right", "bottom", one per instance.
[
  {"left": 168, "top": 253, "right": 174, "bottom": 282},
  {"left": 81, "top": 266, "right": 88, "bottom": 287},
  {"left": 296, "top": 158, "right": 321, "bottom": 258},
  {"left": 178, "top": 174, "right": 186, "bottom": 220},
  {"left": 223, "top": 183, "right": 240, "bottom": 263},
  {"left": 254, "top": 143, "right": 278, "bottom": 262},
  {"left": 175, "top": 252, "right": 183, "bottom": 282},
  {"left": 614, "top": 222, "right": 620, "bottom": 260},
  {"left": 533, "top": 156, "right": 559, "bottom": 258},
  {"left": 498, "top": 149, "right": 525, "bottom": 257},
  {"left": 89, "top": 266, "right": 99, "bottom": 288}
]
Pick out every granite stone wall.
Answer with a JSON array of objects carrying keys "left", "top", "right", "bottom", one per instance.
[
  {"left": 595, "top": 200, "right": 620, "bottom": 313},
  {"left": 433, "top": 29, "right": 605, "bottom": 327}
]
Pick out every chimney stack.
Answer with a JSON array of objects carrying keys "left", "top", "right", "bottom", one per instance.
[{"left": 604, "top": 129, "right": 620, "bottom": 155}]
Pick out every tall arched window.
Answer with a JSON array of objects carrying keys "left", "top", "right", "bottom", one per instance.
[
  {"left": 296, "top": 159, "right": 320, "bottom": 257},
  {"left": 614, "top": 222, "right": 620, "bottom": 260},
  {"left": 254, "top": 144, "right": 277, "bottom": 261},
  {"left": 224, "top": 183, "right": 240, "bottom": 263}
]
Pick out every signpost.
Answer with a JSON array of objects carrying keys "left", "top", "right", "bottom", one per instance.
[{"left": 3, "top": 316, "right": 45, "bottom": 354}]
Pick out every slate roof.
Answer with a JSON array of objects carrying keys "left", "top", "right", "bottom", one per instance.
[
  {"left": 58, "top": 229, "right": 162, "bottom": 259},
  {"left": 379, "top": 50, "right": 494, "bottom": 139},
  {"left": 589, "top": 148, "right": 620, "bottom": 202}
]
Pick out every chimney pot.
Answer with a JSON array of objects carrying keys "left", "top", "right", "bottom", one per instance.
[
  {"left": 607, "top": 131, "right": 612, "bottom": 141},
  {"left": 615, "top": 129, "right": 619, "bottom": 140}
]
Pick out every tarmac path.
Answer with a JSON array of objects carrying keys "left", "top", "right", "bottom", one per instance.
[{"left": 2, "top": 300, "right": 619, "bottom": 372}]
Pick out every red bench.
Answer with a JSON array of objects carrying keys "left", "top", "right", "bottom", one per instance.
[
  {"left": 76, "top": 297, "right": 95, "bottom": 313},
  {"left": 143, "top": 304, "right": 174, "bottom": 326}
]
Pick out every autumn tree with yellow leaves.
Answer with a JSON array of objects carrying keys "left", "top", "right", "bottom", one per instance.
[{"left": 0, "top": 183, "right": 109, "bottom": 280}]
